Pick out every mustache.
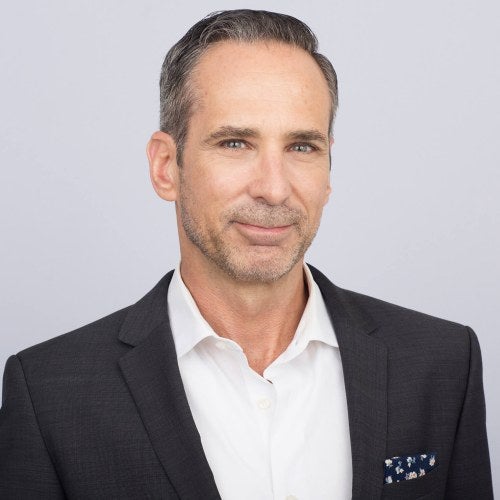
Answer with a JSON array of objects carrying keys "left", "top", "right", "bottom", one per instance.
[{"left": 225, "top": 204, "right": 305, "bottom": 227}]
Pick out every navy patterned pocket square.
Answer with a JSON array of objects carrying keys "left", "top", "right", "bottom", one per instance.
[{"left": 384, "top": 452, "right": 437, "bottom": 484}]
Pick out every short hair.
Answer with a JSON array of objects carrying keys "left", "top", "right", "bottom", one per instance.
[{"left": 159, "top": 9, "right": 338, "bottom": 163}]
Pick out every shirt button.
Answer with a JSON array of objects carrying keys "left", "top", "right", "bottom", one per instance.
[
  {"left": 257, "top": 398, "right": 271, "bottom": 410},
  {"left": 286, "top": 496, "right": 298, "bottom": 500}
]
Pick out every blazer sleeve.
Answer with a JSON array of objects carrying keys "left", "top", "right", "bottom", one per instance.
[
  {"left": 444, "top": 327, "right": 493, "bottom": 499},
  {"left": 0, "top": 354, "right": 66, "bottom": 498}
]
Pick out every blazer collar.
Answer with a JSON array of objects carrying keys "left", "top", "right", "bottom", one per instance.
[
  {"left": 118, "top": 267, "right": 388, "bottom": 500},
  {"left": 118, "top": 271, "right": 221, "bottom": 499},
  {"left": 310, "top": 265, "right": 388, "bottom": 500}
]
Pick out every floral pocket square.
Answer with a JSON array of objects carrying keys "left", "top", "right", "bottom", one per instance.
[{"left": 384, "top": 452, "right": 437, "bottom": 484}]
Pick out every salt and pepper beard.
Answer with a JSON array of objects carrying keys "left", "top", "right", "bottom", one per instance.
[{"left": 178, "top": 172, "right": 321, "bottom": 283}]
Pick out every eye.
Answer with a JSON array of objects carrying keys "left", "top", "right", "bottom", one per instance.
[
  {"left": 221, "top": 140, "right": 247, "bottom": 149},
  {"left": 290, "top": 143, "right": 315, "bottom": 153}
]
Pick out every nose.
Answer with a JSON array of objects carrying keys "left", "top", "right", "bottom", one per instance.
[{"left": 247, "top": 149, "right": 292, "bottom": 206}]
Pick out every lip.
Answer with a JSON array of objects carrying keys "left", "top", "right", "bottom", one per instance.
[{"left": 233, "top": 221, "right": 293, "bottom": 245}]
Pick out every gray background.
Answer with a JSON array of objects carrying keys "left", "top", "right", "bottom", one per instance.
[{"left": 1, "top": 0, "right": 498, "bottom": 494}]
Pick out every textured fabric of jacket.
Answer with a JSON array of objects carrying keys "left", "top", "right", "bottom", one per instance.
[{"left": 0, "top": 266, "right": 493, "bottom": 499}]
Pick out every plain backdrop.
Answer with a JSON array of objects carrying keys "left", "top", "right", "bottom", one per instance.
[{"left": 1, "top": 0, "right": 498, "bottom": 494}]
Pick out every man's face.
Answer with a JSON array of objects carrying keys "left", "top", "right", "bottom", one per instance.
[{"left": 176, "top": 41, "right": 332, "bottom": 283}]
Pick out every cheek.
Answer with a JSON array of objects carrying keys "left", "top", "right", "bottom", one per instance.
[
  {"left": 196, "top": 174, "right": 245, "bottom": 208},
  {"left": 323, "top": 184, "right": 332, "bottom": 205},
  {"left": 180, "top": 173, "right": 235, "bottom": 224},
  {"left": 186, "top": 150, "right": 245, "bottom": 191},
  {"left": 295, "top": 174, "right": 331, "bottom": 210}
]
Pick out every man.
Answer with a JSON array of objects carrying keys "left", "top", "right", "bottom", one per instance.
[{"left": 0, "top": 9, "right": 493, "bottom": 499}]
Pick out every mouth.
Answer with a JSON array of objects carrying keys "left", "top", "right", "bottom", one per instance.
[{"left": 233, "top": 221, "right": 294, "bottom": 245}]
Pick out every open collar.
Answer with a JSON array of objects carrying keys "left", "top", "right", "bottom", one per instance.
[{"left": 118, "top": 266, "right": 388, "bottom": 500}]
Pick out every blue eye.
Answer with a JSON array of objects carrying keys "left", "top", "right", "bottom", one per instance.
[
  {"left": 223, "top": 140, "right": 246, "bottom": 149},
  {"left": 291, "top": 143, "right": 314, "bottom": 153}
]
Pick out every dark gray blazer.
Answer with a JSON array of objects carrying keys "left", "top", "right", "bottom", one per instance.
[{"left": 0, "top": 267, "right": 493, "bottom": 499}]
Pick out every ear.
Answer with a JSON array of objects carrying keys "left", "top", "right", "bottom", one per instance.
[{"left": 147, "top": 131, "right": 179, "bottom": 201}]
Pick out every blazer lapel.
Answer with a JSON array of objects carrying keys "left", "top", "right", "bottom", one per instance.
[
  {"left": 115, "top": 267, "right": 387, "bottom": 499},
  {"left": 117, "top": 272, "right": 220, "bottom": 500},
  {"left": 311, "top": 266, "right": 388, "bottom": 500}
]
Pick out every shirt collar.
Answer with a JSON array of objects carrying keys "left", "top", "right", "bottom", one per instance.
[
  {"left": 293, "top": 263, "right": 338, "bottom": 350},
  {"left": 167, "top": 265, "right": 221, "bottom": 359},
  {"left": 167, "top": 263, "right": 338, "bottom": 360}
]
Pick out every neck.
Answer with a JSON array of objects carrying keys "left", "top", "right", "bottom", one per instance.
[{"left": 180, "top": 259, "right": 308, "bottom": 376}]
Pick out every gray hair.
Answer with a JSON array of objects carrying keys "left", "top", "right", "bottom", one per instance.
[{"left": 159, "top": 9, "right": 338, "bottom": 163}]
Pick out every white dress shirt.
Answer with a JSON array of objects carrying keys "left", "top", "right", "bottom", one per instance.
[{"left": 167, "top": 264, "right": 352, "bottom": 500}]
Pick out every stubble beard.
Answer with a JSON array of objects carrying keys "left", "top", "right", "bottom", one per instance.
[{"left": 178, "top": 184, "right": 320, "bottom": 284}]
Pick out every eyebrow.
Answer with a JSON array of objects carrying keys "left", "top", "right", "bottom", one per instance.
[
  {"left": 204, "top": 126, "right": 329, "bottom": 146},
  {"left": 204, "top": 126, "right": 259, "bottom": 143},
  {"left": 286, "top": 129, "right": 329, "bottom": 146}
]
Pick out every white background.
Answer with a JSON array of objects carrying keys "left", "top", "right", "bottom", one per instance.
[{"left": 1, "top": 0, "right": 498, "bottom": 495}]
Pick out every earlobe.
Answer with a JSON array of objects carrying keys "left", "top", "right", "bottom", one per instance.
[{"left": 147, "top": 131, "right": 179, "bottom": 202}]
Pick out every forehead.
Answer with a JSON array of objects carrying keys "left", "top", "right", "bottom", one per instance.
[{"left": 188, "top": 41, "right": 331, "bottom": 133}]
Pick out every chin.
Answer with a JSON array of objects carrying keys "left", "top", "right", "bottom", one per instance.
[{"left": 212, "top": 251, "right": 303, "bottom": 284}]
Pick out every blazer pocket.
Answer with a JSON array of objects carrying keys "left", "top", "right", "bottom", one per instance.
[{"left": 382, "top": 466, "right": 442, "bottom": 499}]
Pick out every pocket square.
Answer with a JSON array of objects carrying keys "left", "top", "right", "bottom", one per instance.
[{"left": 384, "top": 452, "right": 437, "bottom": 484}]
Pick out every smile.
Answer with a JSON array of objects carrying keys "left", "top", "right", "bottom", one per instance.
[{"left": 233, "top": 221, "right": 294, "bottom": 245}]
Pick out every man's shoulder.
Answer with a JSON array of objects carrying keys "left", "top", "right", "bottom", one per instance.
[
  {"left": 339, "top": 285, "right": 465, "bottom": 331},
  {"left": 16, "top": 306, "right": 132, "bottom": 368},
  {"left": 309, "top": 265, "right": 472, "bottom": 350},
  {"left": 16, "top": 271, "right": 175, "bottom": 366},
  {"left": 14, "top": 271, "right": 174, "bottom": 378}
]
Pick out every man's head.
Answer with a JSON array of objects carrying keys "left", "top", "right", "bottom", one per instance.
[
  {"left": 159, "top": 9, "right": 338, "bottom": 164},
  {"left": 148, "top": 10, "right": 336, "bottom": 284}
]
